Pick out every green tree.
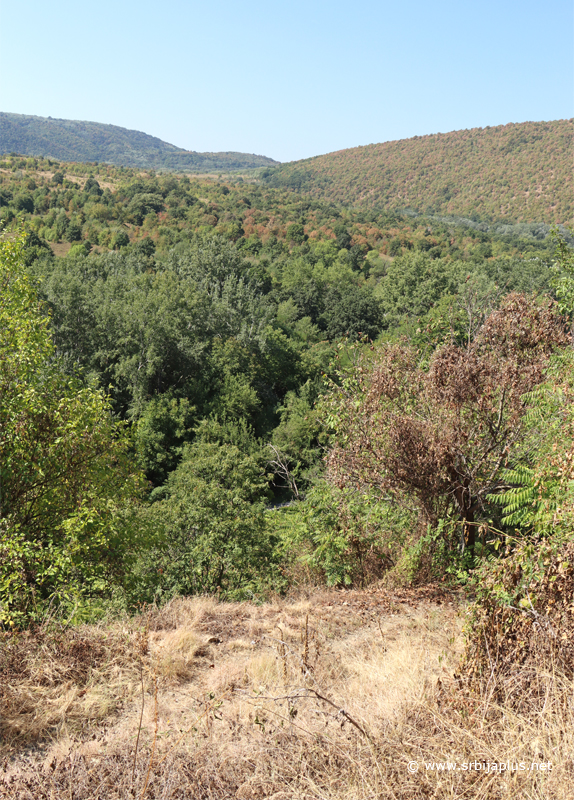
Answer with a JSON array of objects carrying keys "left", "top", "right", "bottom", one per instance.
[
  {"left": 111, "top": 228, "right": 130, "bottom": 249},
  {"left": 13, "top": 193, "right": 34, "bottom": 213},
  {"left": 65, "top": 221, "right": 83, "bottom": 242},
  {"left": 374, "top": 252, "right": 466, "bottom": 329},
  {"left": 127, "top": 192, "right": 164, "bottom": 225},
  {"left": 286, "top": 222, "right": 306, "bottom": 245},
  {"left": 84, "top": 176, "right": 103, "bottom": 196},
  {"left": 146, "top": 441, "right": 279, "bottom": 599},
  {"left": 551, "top": 229, "right": 574, "bottom": 340},
  {"left": 334, "top": 224, "right": 352, "bottom": 250},
  {"left": 0, "top": 233, "right": 144, "bottom": 625},
  {"left": 136, "top": 395, "right": 196, "bottom": 486},
  {"left": 320, "top": 284, "right": 383, "bottom": 341}
]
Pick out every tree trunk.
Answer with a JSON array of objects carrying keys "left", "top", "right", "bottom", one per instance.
[
  {"left": 453, "top": 479, "right": 475, "bottom": 565},
  {"left": 463, "top": 508, "right": 475, "bottom": 564}
]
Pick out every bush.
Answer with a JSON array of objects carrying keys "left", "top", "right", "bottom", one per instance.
[
  {"left": 285, "top": 482, "right": 414, "bottom": 587},
  {"left": 138, "top": 441, "right": 284, "bottom": 601},
  {"left": 462, "top": 346, "right": 574, "bottom": 707},
  {"left": 462, "top": 535, "right": 574, "bottom": 710}
]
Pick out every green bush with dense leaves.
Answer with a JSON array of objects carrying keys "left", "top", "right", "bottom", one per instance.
[
  {"left": 0, "top": 234, "right": 146, "bottom": 626},
  {"left": 138, "top": 441, "right": 284, "bottom": 601}
]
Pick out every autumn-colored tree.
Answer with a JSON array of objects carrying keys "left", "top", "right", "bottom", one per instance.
[{"left": 325, "top": 294, "right": 568, "bottom": 557}]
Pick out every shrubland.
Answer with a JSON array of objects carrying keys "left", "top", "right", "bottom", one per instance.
[{"left": 1, "top": 156, "right": 574, "bottom": 796}]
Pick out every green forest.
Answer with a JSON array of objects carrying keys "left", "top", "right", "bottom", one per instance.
[
  {"left": 1, "top": 149, "right": 574, "bottom": 637},
  {"left": 0, "top": 112, "right": 279, "bottom": 171}
]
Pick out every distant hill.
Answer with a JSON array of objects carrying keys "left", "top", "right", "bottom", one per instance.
[
  {"left": 260, "top": 120, "right": 573, "bottom": 224},
  {"left": 0, "top": 112, "right": 279, "bottom": 172}
]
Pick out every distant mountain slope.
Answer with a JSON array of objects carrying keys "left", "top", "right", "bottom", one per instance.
[
  {"left": 261, "top": 120, "right": 573, "bottom": 224},
  {"left": 0, "top": 113, "right": 279, "bottom": 172}
]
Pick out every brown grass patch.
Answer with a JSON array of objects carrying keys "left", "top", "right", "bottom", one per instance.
[
  {"left": 0, "top": 620, "right": 149, "bottom": 750},
  {"left": 48, "top": 241, "right": 72, "bottom": 257},
  {"left": 2, "top": 590, "right": 572, "bottom": 798}
]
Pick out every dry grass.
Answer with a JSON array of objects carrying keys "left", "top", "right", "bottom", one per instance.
[
  {"left": 1, "top": 588, "right": 573, "bottom": 798},
  {"left": 0, "top": 619, "right": 149, "bottom": 751},
  {"left": 47, "top": 242, "right": 73, "bottom": 257}
]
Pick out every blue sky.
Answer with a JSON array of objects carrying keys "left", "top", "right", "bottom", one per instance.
[{"left": 0, "top": 0, "right": 572, "bottom": 162}]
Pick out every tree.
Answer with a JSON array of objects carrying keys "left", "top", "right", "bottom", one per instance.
[
  {"left": 13, "top": 193, "right": 34, "bottom": 213},
  {"left": 146, "top": 441, "right": 279, "bottom": 599},
  {"left": 111, "top": 228, "right": 130, "bottom": 249},
  {"left": 551, "top": 229, "right": 574, "bottom": 341},
  {"left": 136, "top": 395, "right": 196, "bottom": 486},
  {"left": 325, "top": 294, "right": 568, "bottom": 558},
  {"left": 374, "top": 251, "right": 466, "bottom": 329},
  {"left": 127, "top": 192, "right": 164, "bottom": 225},
  {"left": 286, "top": 222, "right": 306, "bottom": 245},
  {"left": 334, "top": 224, "right": 352, "bottom": 250},
  {"left": 84, "top": 176, "right": 102, "bottom": 196},
  {"left": 320, "top": 284, "right": 383, "bottom": 341},
  {"left": 0, "top": 233, "right": 144, "bottom": 625},
  {"left": 65, "top": 221, "right": 83, "bottom": 242}
]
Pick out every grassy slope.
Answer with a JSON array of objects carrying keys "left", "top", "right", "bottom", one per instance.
[
  {"left": 261, "top": 119, "right": 573, "bottom": 225},
  {"left": 2, "top": 589, "right": 572, "bottom": 798},
  {"left": 0, "top": 112, "right": 279, "bottom": 171}
]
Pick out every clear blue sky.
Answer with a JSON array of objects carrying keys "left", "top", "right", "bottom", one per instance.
[{"left": 0, "top": 0, "right": 572, "bottom": 162}]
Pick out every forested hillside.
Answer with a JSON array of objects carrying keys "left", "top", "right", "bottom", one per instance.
[
  {"left": 0, "top": 113, "right": 279, "bottom": 171},
  {"left": 4, "top": 115, "right": 571, "bottom": 225},
  {"left": 1, "top": 151, "right": 567, "bottom": 624},
  {"left": 261, "top": 119, "right": 573, "bottom": 224},
  {"left": 1, "top": 153, "right": 560, "bottom": 261},
  {"left": 3, "top": 146, "right": 574, "bottom": 798}
]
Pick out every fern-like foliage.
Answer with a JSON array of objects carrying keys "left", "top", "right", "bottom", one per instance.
[
  {"left": 489, "top": 344, "right": 574, "bottom": 532},
  {"left": 488, "top": 465, "right": 538, "bottom": 527}
]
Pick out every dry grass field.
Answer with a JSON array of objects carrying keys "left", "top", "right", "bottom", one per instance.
[{"left": 1, "top": 585, "right": 572, "bottom": 799}]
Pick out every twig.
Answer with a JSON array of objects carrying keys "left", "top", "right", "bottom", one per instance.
[
  {"left": 302, "top": 614, "right": 310, "bottom": 675},
  {"left": 307, "top": 687, "right": 371, "bottom": 739},
  {"left": 238, "top": 687, "right": 371, "bottom": 740},
  {"left": 131, "top": 663, "right": 145, "bottom": 784},
  {"left": 377, "top": 618, "right": 386, "bottom": 648},
  {"left": 140, "top": 673, "right": 158, "bottom": 799},
  {"left": 236, "top": 690, "right": 373, "bottom": 753},
  {"left": 277, "top": 626, "right": 288, "bottom": 684}
]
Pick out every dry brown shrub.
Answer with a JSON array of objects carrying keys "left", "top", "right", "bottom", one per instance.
[
  {"left": 326, "top": 294, "right": 568, "bottom": 555},
  {"left": 461, "top": 538, "right": 574, "bottom": 714}
]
